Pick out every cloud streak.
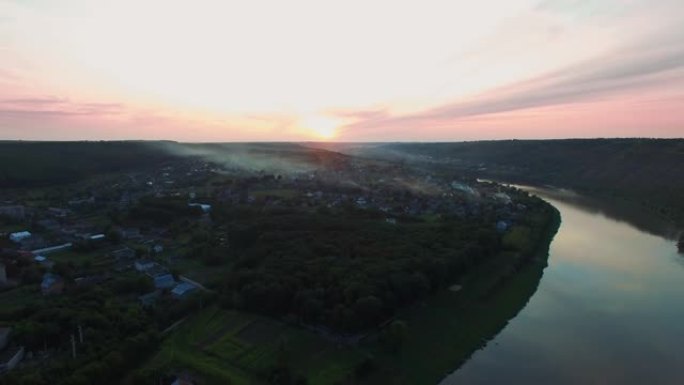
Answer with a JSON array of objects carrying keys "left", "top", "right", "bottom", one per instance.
[
  {"left": 341, "top": 29, "right": 684, "bottom": 138},
  {"left": 0, "top": 0, "right": 683, "bottom": 141},
  {"left": 0, "top": 97, "right": 124, "bottom": 117}
]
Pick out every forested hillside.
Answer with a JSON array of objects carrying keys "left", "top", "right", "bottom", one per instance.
[
  {"left": 0, "top": 141, "right": 177, "bottom": 188},
  {"left": 375, "top": 139, "right": 684, "bottom": 226},
  {"left": 0, "top": 141, "right": 352, "bottom": 188}
]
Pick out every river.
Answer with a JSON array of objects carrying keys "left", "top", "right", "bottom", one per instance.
[{"left": 441, "top": 186, "right": 684, "bottom": 385}]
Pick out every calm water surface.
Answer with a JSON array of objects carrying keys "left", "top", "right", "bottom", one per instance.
[{"left": 441, "top": 187, "right": 684, "bottom": 385}]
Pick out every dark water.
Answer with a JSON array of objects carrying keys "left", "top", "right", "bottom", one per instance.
[{"left": 441, "top": 187, "right": 684, "bottom": 385}]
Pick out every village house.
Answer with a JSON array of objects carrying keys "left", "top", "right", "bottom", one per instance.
[
  {"left": 47, "top": 207, "right": 71, "bottom": 218},
  {"left": 120, "top": 228, "right": 142, "bottom": 240},
  {"left": 34, "top": 255, "right": 55, "bottom": 269},
  {"left": 111, "top": 247, "right": 136, "bottom": 261},
  {"left": 134, "top": 259, "right": 156, "bottom": 272},
  {"left": 188, "top": 203, "right": 212, "bottom": 213},
  {"left": 496, "top": 220, "right": 510, "bottom": 233},
  {"left": 138, "top": 291, "right": 161, "bottom": 307},
  {"left": 0, "top": 264, "right": 6, "bottom": 287},
  {"left": 74, "top": 275, "right": 105, "bottom": 287},
  {"left": 0, "top": 346, "right": 24, "bottom": 373},
  {"left": 31, "top": 242, "right": 72, "bottom": 255},
  {"left": 171, "top": 375, "right": 195, "bottom": 385},
  {"left": 0, "top": 328, "right": 11, "bottom": 350},
  {"left": 0, "top": 205, "right": 26, "bottom": 220},
  {"left": 171, "top": 282, "right": 196, "bottom": 299},
  {"left": 145, "top": 265, "right": 176, "bottom": 289},
  {"left": 41, "top": 273, "right": 64, "bottom": 295},
  {"left": 9, "top": 231, "right": 31, "bottom": 243},
  {"left": 37, "top": 219, "right": 61, "bottom": 232},
  {"left": 153, "top": 273, "right": 176, "bottom": 290}
]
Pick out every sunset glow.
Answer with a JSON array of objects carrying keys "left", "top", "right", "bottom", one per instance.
[
  {"left": 1, "top": 0, "right": 683, "bottom": 141},
  {"left": 301, "top": 115, "right": 340, "bottom": 140}
]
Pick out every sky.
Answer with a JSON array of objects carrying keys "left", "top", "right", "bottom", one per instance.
[{"left": 0, "top": 0, "right": 683, "bottom": 142}]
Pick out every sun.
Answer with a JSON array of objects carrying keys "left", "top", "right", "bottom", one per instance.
[{"left": 301, "top": 115, "right": 339, "bottom": 140}]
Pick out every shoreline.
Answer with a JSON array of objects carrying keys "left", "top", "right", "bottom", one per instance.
[{"left": 358, "top": 204, "right": 561, "bottom": 385}]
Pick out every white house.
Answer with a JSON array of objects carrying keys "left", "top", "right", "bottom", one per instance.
[
  {"left": 9, "top": 231, "right": 31, "bottom": 243},
  {"left": 134, "top": 259, "right": 156, "bottom": 272},
  {"left": 189, "top": 203, "right": 212, "bottom": 213},
  {"left": 89, "top": 234, "right": 106, "bottom": 241}
]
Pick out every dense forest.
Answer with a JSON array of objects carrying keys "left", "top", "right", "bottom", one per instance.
[
  {"left": 368, "top": 139, "right": 684, "bottom": 226},
  {"left": 213, "top": 197, "right": 554, "bottom": 333}
]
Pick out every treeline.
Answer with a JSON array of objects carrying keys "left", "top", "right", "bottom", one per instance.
[
  {"left": 0, "top": 276, "right": 211, "bottom": 385},
  {"left": 377, "top": 139, "right": 684, "bottom": 226},
  {"left": 0, "top": 283, "right": 156, "bottom": 385},
  {"left": 214, "top": 200, "right": 552, "bottom": 333},
  {"left": 128, "top": 196, "right": 203, "bottom": 224},
  {"left": 0, "top": 141, "right": 178, "bottom": 188}
]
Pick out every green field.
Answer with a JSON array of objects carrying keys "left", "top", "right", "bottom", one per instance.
[{"left": 140, "top": 307, "right": 365, "bottom": 385}]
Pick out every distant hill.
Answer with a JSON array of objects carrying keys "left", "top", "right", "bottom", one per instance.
[
  {"left": 0, "top": 141, "right": 352, "bottom": 188},
  {"left": 0, "top": 141, "right": 178, "bottom": 188},
  {"left": 171, "top": 142, "right": 353, "bottom": 172},
  {"left": 363, "top": 139, "right": 684, "bottom": 227}
]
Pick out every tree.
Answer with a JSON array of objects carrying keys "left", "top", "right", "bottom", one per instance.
[
  {"left": 381, "top": 320, "right": 409, "bottom": 352},
  {"left": 354, "top": 296, "right": 383, "bottom": 327},
  {"left": 106, "top": 229, "right": 122, "bottom": 244}
]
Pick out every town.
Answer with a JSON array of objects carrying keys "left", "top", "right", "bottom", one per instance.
[{"left": 0, "top": 143, "right": 551, "bottom": 385}]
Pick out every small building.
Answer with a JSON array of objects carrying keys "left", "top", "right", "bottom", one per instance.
[
  {"left": 121, "top": 228, "right": 142, "bottom": 240},
  {"left": 171, "top": 282, "right": 196, "bottom": 299},
  {"left": 0, "top": 205, "right": 25, "bottom": 220},
  {"left": 48, "top": 207, "right": 71, "bottom": 217},
  {"left": 111, "top": 247, "right": 136, "bottom": 261},
  {"left": 74, "top": 275, "right": 105, "bottom": 287},
  {"left": 37, "top": 219, "right": 60, "bottom": 231},
  {"left": 33, "top": 255, "right": 55, "bottom": 269},
  {"left": 41, "top": 273, "right": 64, "bottom": 295},
  {"left": 188, "top": 203, "right": 212, "bottom": 213},
  {"left": 138, "top": 291, "right": 161, "bottom": 307},
  {"left": 496, "top": 220, "right": 510, "bottom": 233},
  {"left": 89, "top": 234, "right": 106, "bottom": 241},
  {"left": 0, "top": 346, "right": 24, "bottom": 373},
  {"left": 0, "top": 264, "right": 6, "bottom": 286},
  {"left": 9, "top": 231, "right": 31, "bottom": 243},
  {"left": 0, "top": 328, "right": 11, "bottom": 350},
  {"left": 134, "top": 259, "right": 156, "bottom": 272},
  {"left": 153, "top": 273, "right": 176, "bottom": 290},
  {"left": 31, "top": 242, "right": 72, "bottom": 255},
  {"left": 493, "top": 192, "right": 512, "bottom": 205},
  {"left": 171, "top": 375, "right": 194, "bottom": 385}
]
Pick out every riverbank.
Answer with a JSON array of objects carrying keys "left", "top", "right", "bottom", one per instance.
[
  {"left": 357, "top": 205, "right": 561, "bottom": 385},
  {"left": 442, "top": 187, "right": 684, "bottom": 384}
]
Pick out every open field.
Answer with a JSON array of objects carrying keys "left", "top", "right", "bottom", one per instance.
[{"left": 141, "top": 306, "right": 365, "bottom": 385}]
